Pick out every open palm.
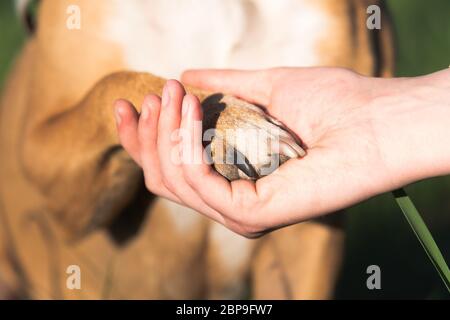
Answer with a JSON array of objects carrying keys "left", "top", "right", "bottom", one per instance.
[
  {"left": 178, "top": 68, "right": 396, "bottom": 235},
  {"left": 116, "top": 67, "right": 448, "bottom": 237}
]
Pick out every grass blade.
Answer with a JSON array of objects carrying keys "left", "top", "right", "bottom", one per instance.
[{"left": 392, "top": 188, "right": 450, "bottom": 292}]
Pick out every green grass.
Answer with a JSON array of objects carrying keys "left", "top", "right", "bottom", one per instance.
[
  {"left": 387, "top": 0, "right": 450, "bottom": 76},
  {"left": 0, "top": 1, "right": 25, "bottom": 89},
  {"left": 393, "top": 189, "right": 450, "bottom": 292}
]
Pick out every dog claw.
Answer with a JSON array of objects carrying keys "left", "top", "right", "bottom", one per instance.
[
  {"left": 203, "top": 94, "right": 306, "bottom": 181},
  {"left": 279, "top": 142, "right": 299, "bottom": 159},
  {"left": 233, "top": 148, "right": 260, "bottom": 179}
]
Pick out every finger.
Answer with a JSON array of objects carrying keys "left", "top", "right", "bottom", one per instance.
[
  {"left": 178, "top": 94, "right": 228, "bottom": 224},
  {"left": 156, "top": 83, "right": 226, "bottom": 224},
  {"left": 138, "top": 94, "right": 181, "bottom": 202},
  {"left": 181, "top": 69, "right": 273, "bottom": 106},
  {"left": 157, "top": 80, "right": 186, "bottom": 193},
  {"left": 180, "top": 93, "right": 258, "bottom": 220},
  {"left": 115, "top": 99, "right": 141, "bottom": 165}
]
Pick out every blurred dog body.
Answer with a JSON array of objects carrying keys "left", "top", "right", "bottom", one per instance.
[{"left": 0, "top": 0, "right": 392, "bottom": 299}]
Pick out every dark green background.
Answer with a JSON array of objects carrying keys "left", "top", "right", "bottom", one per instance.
[{"left": 1, "top": 0, "right": 449, "bottom": 299}]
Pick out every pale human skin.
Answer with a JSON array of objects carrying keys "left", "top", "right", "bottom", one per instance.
[{"left": 114, "top": 67, "right": 450, "bottom": 238}]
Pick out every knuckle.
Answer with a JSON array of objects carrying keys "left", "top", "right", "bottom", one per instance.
[
  {"left": 184, "top": 165, "right": 209, "bottom": 187},
  {"left": 236, "top": 224, "right": 264, "bottom": 239},
  {"left": 233, "top": 196, "right": 257, "bottom": 218},
  {"left": 161, "top": 175, "right": 175, "bottom": 191},
  {"left": 138, "top": 126, "right": 149, "bottom": 142},
  {"left": 144, "top": 177, "right": 161, "bottom": 193},
  {"left": 182, "top": 168, "right": 195, "bottom": 184},
  {"left": 144, "top": 178, "right": 153, "bottom": 191},
  {"left": 226, "top": 218, "right": 265, "bottom": 239}
]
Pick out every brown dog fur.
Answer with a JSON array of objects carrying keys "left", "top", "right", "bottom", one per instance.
[{"left": 0, "top": 0, "right": 393, "bottom": 299}]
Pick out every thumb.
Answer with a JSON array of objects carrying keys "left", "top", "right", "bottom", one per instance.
[{"left": 181, "top": 69, "right": 274, "bottom": 106}]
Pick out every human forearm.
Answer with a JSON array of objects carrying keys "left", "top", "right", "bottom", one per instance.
[{"left": 371, "top": 68, "right": 450, "bottom": 189}]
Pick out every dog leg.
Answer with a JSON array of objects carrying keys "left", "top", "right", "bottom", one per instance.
[
  {"left": 0, "top": 198, "right": 26, "bottom": 299},
  {"left": 251, "top": 217, "right": 344, "bottom": 300},
  {"left": 205, "top": 222, "right": 257, "bottom": 299},
  {"left": 20, "top": 72, "right": 191, "bottom": 238}
]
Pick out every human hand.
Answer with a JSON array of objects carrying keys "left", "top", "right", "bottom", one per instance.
[{"left": 115, "top": 67, "right": 450, "bottom": 237}]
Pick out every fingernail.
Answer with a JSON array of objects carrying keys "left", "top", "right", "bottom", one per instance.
[
  {"left": 182, "top": 98, "right": 190, "bottom": 116},
  {"left": 115, "top": 107, "right": 122, "bottom": 125},
  {"left": 162, "top": 84, "right": 171, "bottom": 107}
]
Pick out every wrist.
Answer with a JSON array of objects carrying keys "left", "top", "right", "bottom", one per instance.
[{"left": 371, "top": 69, "right": 450, "bottom": 189}]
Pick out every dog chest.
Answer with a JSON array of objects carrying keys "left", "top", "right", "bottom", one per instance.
[{"left": 105, "top": 0, "right": 331, "bottom": 78}]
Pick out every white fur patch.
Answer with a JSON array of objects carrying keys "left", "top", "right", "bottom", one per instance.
[
  {"left": 159, "top": 198, "right": 204, "bottom": 234},
  {"left": 105, "top": 0, "right": 330, "bottom": 78},
  {"left": 210, "top": 223, "right": 254, "bottom": 273}
]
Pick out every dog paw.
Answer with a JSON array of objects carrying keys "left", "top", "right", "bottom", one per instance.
[{"left": 201, "top": 94, "right": 306, "bottom": 181}]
